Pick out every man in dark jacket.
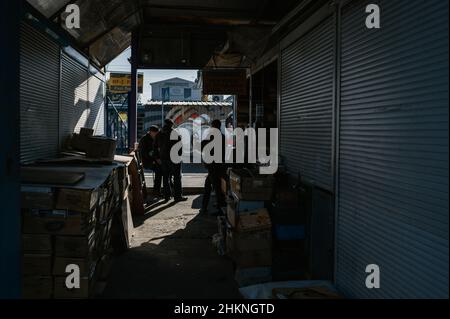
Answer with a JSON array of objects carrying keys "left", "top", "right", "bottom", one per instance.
[
  {"left": 154, "top": 119, "right": 187, "bottom": 202},
  {"left": 201, "top": 119, "right": 227, "bottom": 214},
  {"left": 138, "top": 125, "right": 162, "bottom": 196}
]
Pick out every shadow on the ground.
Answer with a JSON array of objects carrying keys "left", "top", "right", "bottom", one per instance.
[{"left": 100, "top": 194, "right": 241, "bottom": 299}]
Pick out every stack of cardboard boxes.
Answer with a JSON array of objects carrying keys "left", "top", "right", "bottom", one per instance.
[
  {"left": 21, "top": 164, "right": 129, "bottom": 299},
  {"left": 223, "top": 168, "right": 274, "bottom": 287}
]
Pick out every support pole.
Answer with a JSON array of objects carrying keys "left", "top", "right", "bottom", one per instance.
[
  {"left": 0, "top": 0, "right": 21, "bottom": 298},
  {"left": 129, "top": 30, "right": 138, "bottom": 150}
]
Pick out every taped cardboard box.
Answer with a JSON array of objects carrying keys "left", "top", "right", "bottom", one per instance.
[
  {"left": 22, "top": 276, "right": 53, "bottom": 299},
  {"left": 22, "top": 253, "right": 52, "bottom": 275},
  {"left": 22, "top": 210, "right": 95, "bottom": 236},
  {"left": 22, "top": 234, "right": 52, "bottom": 254}
]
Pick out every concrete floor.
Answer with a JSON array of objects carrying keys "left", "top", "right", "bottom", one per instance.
[{"left": 101, "top": 194, "right": 241, "bottom": 299}]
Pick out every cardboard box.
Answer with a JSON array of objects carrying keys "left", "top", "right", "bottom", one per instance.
[
  {"left": 221, "top": 177, "right": 228, "bottom": 195},
  {"left": 226, "top": 198, "right": 265, "bottom": 228},
  {"left": 229, "top": 169, "right": 274, "bottom": 200},
  {"left": 53, "top": 276, "right": 91, "bottom": 299},
  {"left": 236, "top": 208, "right": 271, "bottom": 233},
  {"left": 21, "top": 186, "right": 54, "bottom": 210},
  {"left": 226, "top": 229, "right": 272, "bottom": 267},
  {"left": 22, "top": 210, "right": 95, "bottom": 236},
  {"left": 22, "top": 253, "right": 52, "bottom": 275},
  {"left": 22, "top": 234, "right": 52, "bottom": 254},
  {"left": 85, "top": 136, "right": 117, "bottom": 161},
  {"left": 22, "top": 276, "right": 53, "bottom": 299},
  {"left": 53, "top": 257, "right": 96, "bottom": 278},
  {"left": 56, "top": 188, "right": 99, "bottom": 214},
  {"left": 54, "top": 232, "right": 96, "bottom": 258}
]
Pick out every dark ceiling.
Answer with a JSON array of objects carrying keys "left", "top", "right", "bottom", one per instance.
[{"left": 26, "top": 0, "right": 301, "bottom": 68}]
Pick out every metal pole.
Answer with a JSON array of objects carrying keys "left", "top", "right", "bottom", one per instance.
[
  {"left": 129, "top": 30, "right": 138, "bottom": 151},
  {"left": 161, "top": 101, "right": 164, "bottom": 127},
  {"left": 0, "top": 0, "right": 21, "bottom": 299}
]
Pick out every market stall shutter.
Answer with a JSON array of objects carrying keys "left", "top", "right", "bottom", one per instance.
[
  {"left": 86, "top": 73, "right": 106, "bottom": 136},
  {"left": 280, "top": 15, "right": 335, "bottom": 191},
  {"left": 59, "top": 52, "right": 89, "bottom": 145},
  {"left": 20, "top": 22, "right": 59, "bottom": 163},
  {"left": 336, "top": 0, "right": 449, "bottom": 298}
]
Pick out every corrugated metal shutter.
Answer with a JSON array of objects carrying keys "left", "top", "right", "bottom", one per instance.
[
  {"left": 336, "top": 0, "right": 449, "bottom": 298},
  {"left": 86, "top": 73, "right": 105, "bottom": 136},
  {"left": 59, "top": 52, "right": 89, "bottom": 144},
  {"left": 280, "top": 15, "right": 335, "bottom": 191},
  {"left": 20, "top": 22, "right": 59, "bottom": 163}
]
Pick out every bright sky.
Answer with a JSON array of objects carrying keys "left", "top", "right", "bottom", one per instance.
[{"left": 106, "top": 47, "right": 198, "bottom": 102}]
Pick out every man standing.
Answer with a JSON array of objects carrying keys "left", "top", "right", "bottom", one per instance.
[
  {"left": 201, "top": 119, "right": 227, "bottom": 214},
  {"left": 154, "top": 119, "right": 187, "bottom": 202},
  {"left": 138, "top": 125, "right": 162, "bottom": 196}
]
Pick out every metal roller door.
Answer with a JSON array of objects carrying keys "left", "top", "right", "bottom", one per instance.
[
  {"left": 86, "top": 73, "right": 106, "bottom": 136},
  {"left": 336, "top": 0, "right": 449, "bottom": 298},
  {"left": 280, "top": 15, "right": 335, "bottom": 191},
  {"left": 59, "top": 52, "right": 89, "bottom": 144},
  {"left": 20, "top": 22, "right": 59, "bottom": 163}
]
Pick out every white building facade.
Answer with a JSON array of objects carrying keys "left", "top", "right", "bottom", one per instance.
[{"left": 150, "top": 77, "right": 202, "bottom": 101}]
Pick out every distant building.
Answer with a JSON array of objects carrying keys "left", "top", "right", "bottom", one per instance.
[{"left": 150, "top": 77, "right": 202, "bottom": 101}]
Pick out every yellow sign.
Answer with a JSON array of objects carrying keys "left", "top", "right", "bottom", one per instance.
[{"left": 108, "top": 73, "right": 144, "bottom": 93}]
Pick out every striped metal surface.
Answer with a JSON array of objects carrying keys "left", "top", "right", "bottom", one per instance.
[
  {"left": 20, "top": 22, "right": 59, "bottom": 163},
  {"left": 280, "top": 15, "right": 335, "bottom": 191},
  {"left": 336, "top": 0, "right": 449, "bottom": 298},
  {"left": 86, "top": 73, "right": 106, "bottom": 135},
  {"left": 59, "top": 52, "right": 89, "bottom": 143}
]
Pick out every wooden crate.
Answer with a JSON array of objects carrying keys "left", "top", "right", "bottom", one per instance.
[
  {"left": 229, "top": 169, "right": 274, "bottom": 201},
  {"left": 21, "top": 186, "right": 55, "bottom": 210},
  {"left": 56, "top": 188, "right": 99, "bottom": 213},
  {"left": 22, "top": 210, "right": 95, "bottom": 236},
  {"left": 53, "top": 276, "right": 92, "bottom": 299},
  {"left": 22, "top": 253, "right": 52, "bottom": 275},
  {"left": 22, "top": 234, "right": 52, "bottom": 254},
  {"left": 22, "top": 276, "right": 53, "bottom": 299},
  {"left": 54, "top": 231, "right": 96, "bottom": 258},
  {"left": 53, "top": 256, "right": 96, "bottom": 277}
]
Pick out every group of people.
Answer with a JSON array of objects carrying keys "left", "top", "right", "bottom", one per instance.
[
  {"left": 139, "top": 119, "right": 187, "bottom": 203},
  {"left": 139, "top": 118, "right": 227, "bottom": 214}
]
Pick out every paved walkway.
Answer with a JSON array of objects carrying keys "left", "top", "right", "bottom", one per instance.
[{"left": 101, "top": 195, "right": 241, "bottom": 299}]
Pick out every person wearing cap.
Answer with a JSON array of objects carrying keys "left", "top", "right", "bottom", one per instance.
[
  {"left": 154, "top": 119, "right": 188, "bottom": 202},
  {"left": 138, "top": 125, "right": 162, "bottom": 197}
]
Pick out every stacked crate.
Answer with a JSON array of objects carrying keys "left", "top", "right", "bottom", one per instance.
[
  {"left": 21, "top": 165, "right": 122, "bottom": 299},
  {"left": 224, "top": 168, "right": 275, "bottom": 287}
]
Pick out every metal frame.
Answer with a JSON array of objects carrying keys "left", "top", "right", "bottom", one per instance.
[
  {"left": 0, "top": 0, "right": 21, "bottom": 299},
  {"left": 332, "top": 0, "right": 342, "bottom": 285}
]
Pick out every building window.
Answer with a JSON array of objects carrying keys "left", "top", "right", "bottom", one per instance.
[
  {"left": 162, "top": 87, "right": 170, "bottom": 101},
  {"left": 184, "top": 88, "right": 192, "bottom": 99}
]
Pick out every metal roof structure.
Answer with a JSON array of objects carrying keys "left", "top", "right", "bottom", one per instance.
[
  {"left": 145, "top": 100, "right": 232, "bottom": 107},
  {"left": 25, "top": 0, "right": 302, "bottom": 68}
]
